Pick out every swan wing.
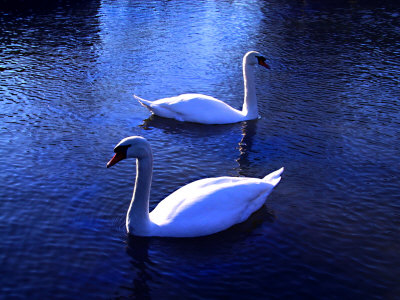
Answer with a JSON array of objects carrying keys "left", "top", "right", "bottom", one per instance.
[
  {"left": 135, "top": 94, "right": 244, "bottom": 124},
  {"left": 150, "top": 170, "right": 282, "bottom": 237}
]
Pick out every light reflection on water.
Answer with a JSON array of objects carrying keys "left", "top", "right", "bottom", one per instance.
[{"left": 1, "top": 0, "right": 399, "bottom": 298}]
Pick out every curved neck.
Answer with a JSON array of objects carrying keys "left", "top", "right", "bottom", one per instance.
[
  {"left": 241, "top": 60, "right": 258, "bottom": 119},
  {"left": 127, "top": 153, "right": 153, "bottom": 234}
]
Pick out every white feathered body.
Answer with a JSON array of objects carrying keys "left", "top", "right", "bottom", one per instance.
[
  {"left": 135, "top": 94, "right": 248, "bottom": 124},
  {"left": 146, "top": 168, "right": 283, "bottom": 237},
  {"left": 134, "top": 51, "right": 269, "bottom": 124}
]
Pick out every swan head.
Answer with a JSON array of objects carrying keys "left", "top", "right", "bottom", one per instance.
[
  {"left": 107, "top": 136, "right": 152, "bottom": 168},
  {"left": 244, "top": 51, "right": 270, "bottom": 69}
]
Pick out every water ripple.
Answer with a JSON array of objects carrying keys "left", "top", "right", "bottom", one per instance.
[{"left": 1, "top": 0, "right": 400, "bottom": 299}]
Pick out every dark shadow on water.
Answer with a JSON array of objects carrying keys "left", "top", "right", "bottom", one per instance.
[
  {"left": 0, "top": 0, "right": 99, "bottom": 11},
  {"left": 123, "top": 205, "right": 275, "bottom": 298},
  {"left": 124, "top": 236, "right": 152, "bottom": 300},
  {"left": 140, "top": 114, "right": 242, "bottom": 138},
  {"left": 0, "top": 0, "right": 101, "bottom": 51}
]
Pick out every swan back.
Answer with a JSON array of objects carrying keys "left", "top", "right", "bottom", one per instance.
[
  {"left": 149, "top": 168, "right": 283, "bottom": 237},
  {"left": 136, "top": 94, "right": 246, "bottom": 124}
]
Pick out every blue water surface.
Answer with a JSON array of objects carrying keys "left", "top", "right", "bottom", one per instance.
[{"left": 1, "top": 0, "right": 399, "bottom": 299}]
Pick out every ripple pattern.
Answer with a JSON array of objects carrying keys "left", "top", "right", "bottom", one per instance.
[{"left": 1, "top": 0, "right": 399, "bottom": 299}]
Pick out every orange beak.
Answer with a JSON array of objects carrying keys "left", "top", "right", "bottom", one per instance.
[
  {"left": 259, "top": 60, "right": 270, "bottom": 69},
  {"left": 107, "top": 152, "right": 126, "bottom": 168}
]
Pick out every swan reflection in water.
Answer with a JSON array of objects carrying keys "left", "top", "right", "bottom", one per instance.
[
  {"left": 124, "top": 236, "right": 152, "bottom": 300},
  {"left": 140, "top": 114, "right": 239, "bottom": 138},
  {"left": 236, "top": 120, "right": 258, "bottom": 176},
  {"left": 141, "top": 116, "right": 262, "bottom": 177},
  {"left": 124, "top": 207, "right": 276, "bottom": 298}
]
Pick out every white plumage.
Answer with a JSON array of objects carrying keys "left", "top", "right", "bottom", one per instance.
[
  {"left": 107, "top": 136, "right": 283, "bottom": 237},
  {"left": 135, "top": 51, "right": 270, "bottom": 124}
]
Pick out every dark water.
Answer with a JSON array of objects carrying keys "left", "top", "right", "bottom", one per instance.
[{"left": 1, "top": 0, "right": 399, "bottom": 298}]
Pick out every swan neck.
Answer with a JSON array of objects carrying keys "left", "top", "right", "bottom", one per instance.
[
  {"left": 242, "top": 61, "right": 258, "bottom": 119},
  {"left": 127, "top": 154, "right": 152, "bottom": 234}
]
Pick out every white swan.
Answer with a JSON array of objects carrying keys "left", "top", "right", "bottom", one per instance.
[
  {"left": 134, "top": 51, "right": 270, "bottom": 124},
  {"left": 107, "top": 136, "right": 283, "bottom": 237}
]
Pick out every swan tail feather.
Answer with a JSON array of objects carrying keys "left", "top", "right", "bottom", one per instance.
[
  {"left": 134, "top": 94, "right": 153, "bottom": 109},
  {"left": 263, "top": 167, "right": 284, "bottom": 187}
]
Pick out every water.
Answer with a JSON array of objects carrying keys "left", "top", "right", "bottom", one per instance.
[{"left": 1, "top": 0, "right": 399, "bottom": 298}]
